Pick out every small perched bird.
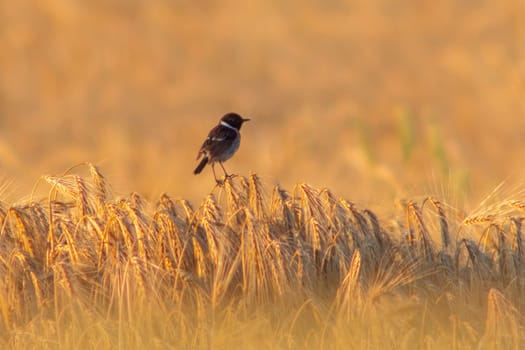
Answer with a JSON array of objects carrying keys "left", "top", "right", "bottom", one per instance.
[{"left": 194, "top": 112, "right": 250, "bottom": 183}]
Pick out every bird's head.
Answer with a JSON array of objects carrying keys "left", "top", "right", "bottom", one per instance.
[{"left": 220, "top": 113, "right": 250, "bottom": 130}]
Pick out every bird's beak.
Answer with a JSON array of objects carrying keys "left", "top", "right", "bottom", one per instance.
[{"left": 243, "top": 118, "right": 251, "bottom": 122}]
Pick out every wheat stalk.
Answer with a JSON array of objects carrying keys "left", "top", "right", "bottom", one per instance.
[{"left": 0, "top": 167, "right": 524, "bottom": 347}]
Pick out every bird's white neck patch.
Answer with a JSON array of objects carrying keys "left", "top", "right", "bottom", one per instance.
[{"left": 220, "top": 121, "right": 237, "bottom": 131}]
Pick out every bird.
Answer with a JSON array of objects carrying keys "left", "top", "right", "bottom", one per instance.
[{"left": 194, "top": 112, "right": 250, "bottom": 183}]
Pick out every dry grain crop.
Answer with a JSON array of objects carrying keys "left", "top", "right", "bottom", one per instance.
[{"left": 0, "top": 163, "right": 523, "bottom": 349}]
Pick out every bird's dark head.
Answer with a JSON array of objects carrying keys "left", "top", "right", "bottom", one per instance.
[{"left": 220, "top": 112, "right": 250, "bottom": 130}]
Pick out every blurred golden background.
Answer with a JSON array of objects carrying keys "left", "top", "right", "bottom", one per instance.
[{"left": 1, "top": 0, "right": 524, "bottom": 207}]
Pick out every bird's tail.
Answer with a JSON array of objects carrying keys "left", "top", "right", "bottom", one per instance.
[{"left": 194, "top": 157, "right": 208, "bottom": 174}]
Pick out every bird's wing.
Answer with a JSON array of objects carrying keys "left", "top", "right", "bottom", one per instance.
[
  {"left": 207, "top": 129, "right": 238, "bottom": 158},
  {"left": 196, "top": 125, "right": 237, "bottom": 159}
]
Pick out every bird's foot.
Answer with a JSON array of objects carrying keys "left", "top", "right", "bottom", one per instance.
[
  {"left": 215, "top": 174, "right": 237, "bottom": 186},
  {"left": 224, "top": 173, "right": 238, "bottom": 180}
]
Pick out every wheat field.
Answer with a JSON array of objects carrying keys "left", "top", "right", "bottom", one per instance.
[
  {"left": 2, "top": 1, "right": 525, "bottom": 348},
  {"left": 0, "top": 163, "right": 523, "bottom": 349}
]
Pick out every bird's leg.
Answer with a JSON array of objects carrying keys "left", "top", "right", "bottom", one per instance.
[
  {"left": 212, "top": 163, "right": 223, "bottom": 185},
  {"left": 220, "top": 162, "right": 237, "bottom": 181},
  {"left": 219, "top": 162, "right": 229, "bottom": 177},
  {"left": 219, "top": 162, "right": 231, "bottom": 179}
]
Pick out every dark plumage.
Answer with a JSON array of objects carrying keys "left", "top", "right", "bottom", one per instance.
[{"left": 194, "top": 113, "right": 250, "bottom": 183}]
